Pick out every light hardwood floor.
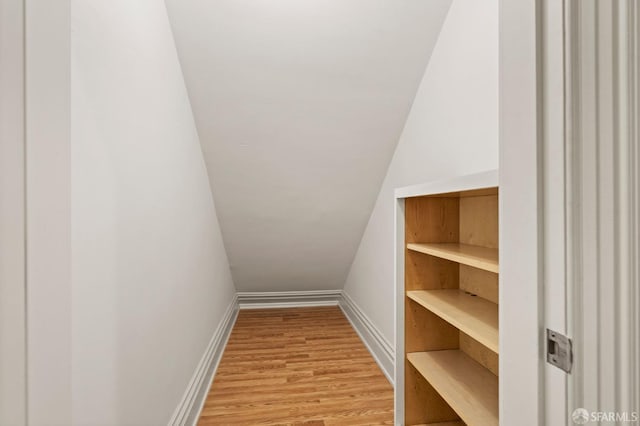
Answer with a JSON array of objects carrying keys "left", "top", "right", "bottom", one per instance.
[{"left": 198, "top": 306, "right": 394, "bottom": 425}]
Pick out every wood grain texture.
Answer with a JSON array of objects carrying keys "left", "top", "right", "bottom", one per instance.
[
  {"left": 403, "top": 187, "right": 500, "bottom": 425},
  {"left": 459, "top": 194, "right": 499, "bottom": 249},
  {"left": 405, "top": 251, "right": 459, "bottom": 292},
  {"left": 404, "top": 361, "right": 459, "bottom": 425},
  {"left": 459, "top": 332, "right": 499, "bottom": 377},
  {"left": 405, "top": 298, "right": 459, "bottom": 354},
  {"left": 406, "top": 243, "right": 499, "bottom": 273},
  {"left": 407, "top": 290, "right": 498, "bottom": 354},
  {"left": 404, "top": 197, "right": 459, "bottom": 244},
  {"left": 459, "top": 264, "right": 498, "bottom": 304},
  {"left": 198, "top": 307, "right": 393, "bottom": 425},
  {"left": 407, "top": 350, "right": 498, "bottom": 426}
]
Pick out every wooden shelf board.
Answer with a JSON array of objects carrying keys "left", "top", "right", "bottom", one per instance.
[
  {"left": 407, "top": 350, "right": 498, "bottom": 426},
  {"left": 406, "top": 243, "right": 499, "bottom": 273},
  {"left": 406, "top": 290, "right": 498, "bottom": 354}
]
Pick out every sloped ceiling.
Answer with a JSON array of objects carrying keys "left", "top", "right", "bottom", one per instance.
[{"left": 165, "top": 0, "right": 452, "bottom": 292}]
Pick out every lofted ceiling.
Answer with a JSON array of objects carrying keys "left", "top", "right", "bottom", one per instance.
[{"left": 165, "top": 0, "right": 452, "bottom": 292}]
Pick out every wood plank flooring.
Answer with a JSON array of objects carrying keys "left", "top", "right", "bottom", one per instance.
[{"left": 198, "top": 306, "right": 394, "bottom": 425}]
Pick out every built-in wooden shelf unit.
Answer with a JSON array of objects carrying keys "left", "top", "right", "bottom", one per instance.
[{"left": 398, "top": 171, "right": 499, "bottom": 426}]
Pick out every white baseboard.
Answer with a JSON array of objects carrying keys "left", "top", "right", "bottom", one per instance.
[
  {"left": 168, "top": 295, "right": 238, "bottom": 426},
  {"left": 339, "top": 291, "right": 395, "bottom": 386},
  {"left": 237, "top": 290, "right": 342, "bottom": 309}
]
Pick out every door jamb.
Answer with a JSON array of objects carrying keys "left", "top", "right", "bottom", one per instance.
[{"left": 0, "top": 0, "right": 27, "bottom": 423}]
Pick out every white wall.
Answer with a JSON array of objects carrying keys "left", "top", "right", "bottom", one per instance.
[
  {"left": 343, "top": 0, "right": 499, "bottom": 344},
  {"left": 71, "top": 1, "right": 236, "bottom": 424},
  {"left": 165, "top": 0, "right": 452, "bottom": 293}
]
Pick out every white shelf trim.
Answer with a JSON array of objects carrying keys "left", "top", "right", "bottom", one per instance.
[{"left": 394, "top": 169, "right": 498, "bottom": 199}]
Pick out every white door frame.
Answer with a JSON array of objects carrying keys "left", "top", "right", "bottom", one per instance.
[
  {"left": 1, "top": 1, "right": 72, "bottom": 424},
  {"left": 565, "top": 0, "right": 640, "bottom": 421},
  {"left": 530, "top": 1, "right": 640, "bottom": 423},
  {"left": 499, "top": 0, "right": 546, "bottom": 424},
  {"left": 541, "top": 0, "right": 570, "bottom": 424},
  {"left": 0, "top": 0, "right": 27, "bottom": 424}
]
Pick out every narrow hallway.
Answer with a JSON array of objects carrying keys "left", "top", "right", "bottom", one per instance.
[
  {"left": 9, "top": 0, "right": 638, "bottom": 424},
  {"left": 198, "top": 307, "right": 393, "bottom": 425}
]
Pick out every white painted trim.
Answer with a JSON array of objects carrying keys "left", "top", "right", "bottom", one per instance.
[
  {"left": 339, "top": 291, "right": 395, "bottom": 386},
  {"left": 168, "top": 295, "right": 239, "bottom": 426},
  {"left": 237, "top": 290, "right": 342, "bottom": 309},
  {"left": 499, "top": 0, "right": 544, "bottom": 424},
  {"left": 565, "top": 0, "right": 640, "bottom": 418},
  {"left": 394, "top": 197, "right": 406, "bottom": 425},
  {"left": 0, "top": 0, "right": 27, "bottom": 426},
  {"left": 0, "top": 0, "right": 26, "bottom": 424},
  {"left": 631, "top": 4, "right": 640, "bottom": 414},
  {"left": 394, "top": 169, "right": 498, "bottom": 199},
  {"left": 540, "top": 0, "right": 569, "bottom": 423}
]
